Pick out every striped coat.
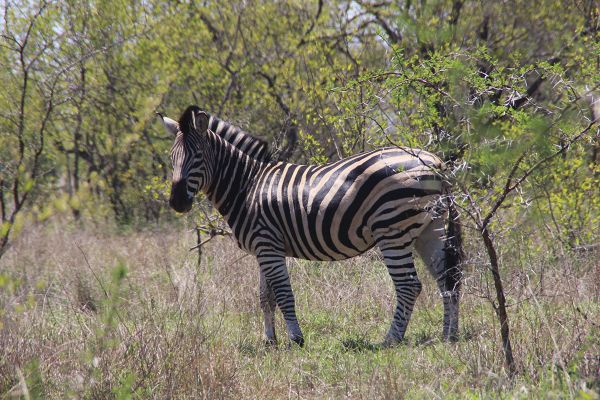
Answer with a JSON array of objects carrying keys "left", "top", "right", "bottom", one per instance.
[{"left": 161, "top": 106, "right": 462, "bottom": 347}]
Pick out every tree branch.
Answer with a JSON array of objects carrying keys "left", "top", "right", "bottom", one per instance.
[{"left": 297, "top": 0, "right": 323, "bottom": 47}]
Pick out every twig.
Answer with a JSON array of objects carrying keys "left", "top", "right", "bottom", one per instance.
[
  {"left": 76, "top": 243, "right": 108, "bottom": 298},
  {"left": 226, "top": 253, "right": 250, "bottom": 266},
  {"left": 189, "top": 235, "right": 217, "bottom": 251},
  {"left": 188, "top": 227, "right": 230, "bottom": 251}
]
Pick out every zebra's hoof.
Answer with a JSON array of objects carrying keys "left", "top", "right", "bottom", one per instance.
[
  {"left": 381, "top": 335, "right": 404, "bottom": 348},
  {"left": 290, "top": 335, "right": 304, "bottom": 348},
  {"left": 443, "top": 333, "right": 459, "bottom": 342}
]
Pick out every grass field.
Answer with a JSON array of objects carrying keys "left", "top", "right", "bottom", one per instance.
[{"left": 0, "top": 221, "right": 598, "bottom": 399}]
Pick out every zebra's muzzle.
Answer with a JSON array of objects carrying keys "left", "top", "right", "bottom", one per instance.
[{"left": 169, "top": 180, "right": 193, "bottom": 213}]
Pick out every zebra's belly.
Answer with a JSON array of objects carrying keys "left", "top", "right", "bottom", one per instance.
[
  {"left": 283, "top": 228, "right": 376, "bottom": 261},
  {"left": 279, "top": 203, "right": 433, "bottom": 261},
  {"left": 258, "top": 198, "right": 379, "bottom": 261}
]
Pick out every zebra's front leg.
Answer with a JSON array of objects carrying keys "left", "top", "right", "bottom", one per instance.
[
  {"left": 257, "top": 253, "right": 304, "bottom": 347},
  {"left": 259, "top": 270, "right": 277, "bottom": 345},
  {"left": 378, "top": 237, "right": 422, "bottom": 347}
]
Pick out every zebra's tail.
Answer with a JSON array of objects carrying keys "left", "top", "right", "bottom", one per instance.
[{"left": 443, "top": 184, "right": 463, "bottom": 294}]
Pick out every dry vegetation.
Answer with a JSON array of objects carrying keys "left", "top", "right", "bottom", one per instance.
[{"left": 0, "top": 220, "right": 598, "bottom": 399}]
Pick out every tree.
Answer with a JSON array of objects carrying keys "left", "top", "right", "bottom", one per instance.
[
  {"left": 343, "top": 0, "right": 599, "bottom": 374},
  {"left": 0, "top": 1, "right": 62, "bottom": 257}
]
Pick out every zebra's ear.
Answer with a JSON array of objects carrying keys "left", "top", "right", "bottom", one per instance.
[
  {"left": 179, "top": 105, "right": 208, "bottom": 136},
  {"left": 156, "top": 112, "right": 179, "bottom": 136},
  {"left": 193, "top": 110, "right": 210, "bottom": 134}
]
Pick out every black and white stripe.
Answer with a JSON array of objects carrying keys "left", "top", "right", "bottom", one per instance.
[
  {"left": 207, "top": 114, "right": 272, "bottom": 162},
  {"left": 164, "top": 106, "right": 463, "bottom": 346},
  {"left": 158, "top": 110, "right": 271, "bottom": 162}
]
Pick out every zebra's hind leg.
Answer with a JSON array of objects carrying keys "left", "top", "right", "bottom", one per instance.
[
  {"left": 376, "top": 235, "right": 422, "bottom": 347},
  {"left": 259, "top": 270, "right": 277, "bottom": 345},
  {"left": 257, "top": 252, "right": 304, "bottom": 347},
  {"left": 414, "top": 218, "right": 460, "bottom": 341}
]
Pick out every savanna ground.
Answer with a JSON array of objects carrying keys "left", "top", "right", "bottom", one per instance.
[{"left": 0, "top": 219, "right": 598, "bottom": 399}]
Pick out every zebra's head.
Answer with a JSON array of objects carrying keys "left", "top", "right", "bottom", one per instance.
[{"left": 159, "top": 105, "right": 213, "bottom": 213}]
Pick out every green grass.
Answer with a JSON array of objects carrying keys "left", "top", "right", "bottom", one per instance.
[{"left": 0, "top": 222, "right": 598, "bottom": 399}]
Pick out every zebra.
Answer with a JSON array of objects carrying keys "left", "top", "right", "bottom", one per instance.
[{"left": 160, "top": 105, "right": 463, "bottom": 347}]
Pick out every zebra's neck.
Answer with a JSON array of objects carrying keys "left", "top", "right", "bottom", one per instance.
[
  {"left": 203, "top": 130, "right": 265, "bottom": 223},
  {"left": 207, "top": 114, "right": 272, "bottom": 162}
]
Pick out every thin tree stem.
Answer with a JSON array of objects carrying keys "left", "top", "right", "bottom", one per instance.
[{"left": 481, "top": 226, "right": 517, "bottom": 376}]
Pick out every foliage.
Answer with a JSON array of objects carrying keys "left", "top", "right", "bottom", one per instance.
[
  {"left": 0, "top": 0, "right": 598, "bottom": 395},
  {"left": 2, "top": 0, "right": 595, "bottom": 238}
]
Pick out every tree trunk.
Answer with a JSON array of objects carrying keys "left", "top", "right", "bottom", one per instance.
[{"left": 481, "top": 226, "right": 517, "bottom": 376}]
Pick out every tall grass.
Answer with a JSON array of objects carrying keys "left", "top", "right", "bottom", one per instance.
[{"left": 0, "top": 221, "right": 598, "bottom": 398}]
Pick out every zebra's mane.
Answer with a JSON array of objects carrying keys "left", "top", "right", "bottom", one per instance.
[{"left": 206, "top": 112, "right": 272, "bottom": 162}]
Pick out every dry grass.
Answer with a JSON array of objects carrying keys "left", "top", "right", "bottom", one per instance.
[{"left": 0, "top": 220, "right": 598, "bottom": 399}]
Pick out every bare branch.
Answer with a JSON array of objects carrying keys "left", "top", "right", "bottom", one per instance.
[
  {"left": 481, "top": 152, "right": 527, "bottom": 229},
  {"left": 297, "top": 0, "right": 324, "bottom": 47}
]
